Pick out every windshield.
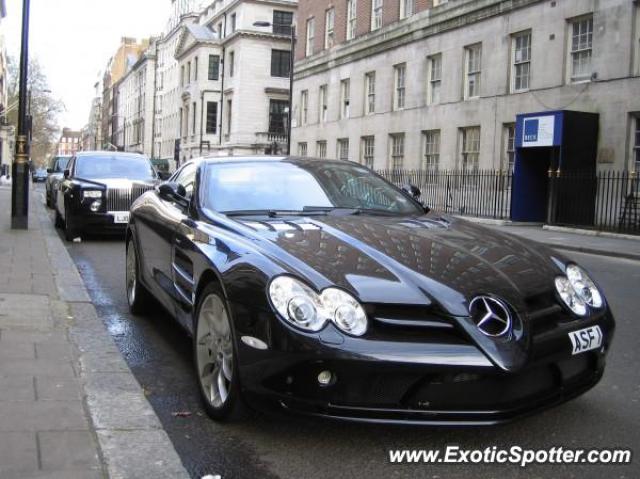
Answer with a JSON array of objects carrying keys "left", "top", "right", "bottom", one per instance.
[
  {"left": 203, "top": 161, "right": 423, "bottom": 216},
  {"left": 52, "top": 157, "right": 70, "bottom": 172},
  {"left": 75, "top": 155, "right": 155, "bottom": 181}
]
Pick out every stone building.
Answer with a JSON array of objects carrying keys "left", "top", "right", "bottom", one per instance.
[
  {"left": 291, "top": 0, "right": 640, "bottom": 173},
  {"left": 0, "top": 0, "right": 13, "bottom": 177},
  {"left": 56, "top": 128, "right": 82, "bottom": 156}
]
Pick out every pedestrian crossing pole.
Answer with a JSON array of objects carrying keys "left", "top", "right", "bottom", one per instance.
[{"left": 11, "top": 0, "right": 31, "bottom": 230}]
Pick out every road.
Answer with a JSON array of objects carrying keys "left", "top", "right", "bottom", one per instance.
[{"left": 37, "top": 186, "right": 639, "bottom": 479}]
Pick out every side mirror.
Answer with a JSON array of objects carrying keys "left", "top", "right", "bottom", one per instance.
[
  {"left": 158, "top": 182, "right": 189, "bottom": 207},
  {"left": 47, "top": 168, "right": 53, "bottom": 174},
  {"left": 158, "top": 171, "right": 171, "bottom": 181},
  {"left": 63, "top": 169, "right": 70, "bottom": 178},
  {"left": 402, "top": 183, "right": 421, "bottom": 200}
]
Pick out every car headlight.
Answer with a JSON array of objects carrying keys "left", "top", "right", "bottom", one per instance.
[
  {"left": 555, "top": 264, "right": 603, "bottom": 316},
  {"left": 268, "top": 276, "right": 368, "bottom": 336},
  {"left": 82, "top": 190, "right": 102, "bottom": 199}
]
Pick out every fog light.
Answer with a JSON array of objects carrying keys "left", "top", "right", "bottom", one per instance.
[
  {"left": 317, "top": 370, "right": 334, "bottom": 386},
  {"left": 90, "top": 200, "right": 102, "bottom": 212}
]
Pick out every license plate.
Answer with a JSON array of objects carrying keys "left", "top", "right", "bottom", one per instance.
[
  {"left": 113, "top": 212, "right": 130, "bottom": 224},
  {"left": 568, "top": 326, "right": 603, "bottom": 355}
]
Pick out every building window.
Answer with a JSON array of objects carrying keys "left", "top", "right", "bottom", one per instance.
[
  {"left": 634, "top": 117, "right": 640, "bottom": 172},
  {"left": 464, "top": 44, "right": 482, "bottom": 99},
  {"left": 316, "top": 141, "right": 327, "bottom": 158},
  {"left": 228, "top": 51, "right": 235, "bottom": 77},
  {"left": 192, "top": 102, "right": 197, "bottom": 135},
  {"left": 268, "top": 99, "right": 288, "bottom": 135},
  {"left": 194, "top": 56, "right": 198, "bottom": 81},
  {"left": 273, "top": 10, "right": 294, "bottom": 35},
  {"left": 298, "top": 142, "right": 308, "bottom": 156},
  {"left": 423, "top": 130, "right": 440, "bottom": 171},
  {"left": 365, "top": 72, "right": 376, "bottom": 114},
  {"left": 337, "top": 139, "right": 350, "bottom": 161},
  {"left": 340, "top": 79, "right": 350, "bottom": 119},
  {"left": 218, "top": 22, "right": 224, "bottom": 39},
  {"left": 371, "top": 0, "right": 383, "bottom": 31},
  {"left": 361, "top": 136, "right": 375, "bottom": 168},
  {"left": 390, "top": 134, "right": 405, "bottom": 170},
  {"left": 271, "top": 50, "right": 291, "bottom": 78},
  {"left": 460, "top": 126, "right": 481, "bottom": 170},
  {"left": 569, "top": 15, "right": 593, "bottom": 83},
  {"left": 427, "top": 54, "right": 442, "bottom": 105},
  {"left": 208, "top": 55, "right": 220, "bottom": 80},
  {"left": 511, "top": 31, "right": 531, "bottom": 92},
  {"left": 230, "top": 13, "right": 237, "bottom": 33},
  {"left": 319, "top": 85, "right": 328, "bottom": 123},
  {"left": 306, "top": 18, "right": 315, "bottom": 56},
  {"left": 180, "top": 66, "right": 185, "bottom": 86},
  {"left": 346, "top": 0, "right": 357, "bottom": 41},
  {"left": 187, "top": 62, "right": 192, "bottom": 83},
  {"left": 400, "top": 0, "right": 414, "bottom": 19},
  {"left": 325, "top": 8, "right": 335, "bottom": 49},
  {"left": 394, "top": 64, "right": 406, "bottom": 110},
  {"left": 206, "top": 102, "right": 218, "bottom": 134},
  {"left": 300, "top": 90, "right": 309, "bottom": 125},
  {"left": 503, "top": 123, "right": 515, "bottom": 171}
]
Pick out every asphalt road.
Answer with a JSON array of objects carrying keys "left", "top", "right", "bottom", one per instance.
[{"left": 38, "top": 186, "right": 639, "bottom": 479}]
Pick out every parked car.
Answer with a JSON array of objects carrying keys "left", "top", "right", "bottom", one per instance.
[
  {"left": 126, "top": 156, "right": 615, "bottom": 424},
  {"left": 32, "top": 168, "right": 48, "bottom": 183},
  {"left": 55, "top": 151, "right": 158, "bottom": 241},
  {"left": 45, "top": 155, "right": 71, "bottom": 208}
]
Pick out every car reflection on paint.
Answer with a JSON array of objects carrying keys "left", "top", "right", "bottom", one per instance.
[{"left": 125, "top": 156, "right": 615, "bottom": 425}]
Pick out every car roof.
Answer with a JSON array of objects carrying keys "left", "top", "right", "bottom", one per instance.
[
  {"left": 75, "top": 151, "right": 148, "bottom": 159},
  {"left": 196, "top": 155, "right": 357, "bottom": 167}
]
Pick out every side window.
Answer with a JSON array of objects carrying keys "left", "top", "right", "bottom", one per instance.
[
  {"left": 173, "top": 163, "right": 197, "bottom": 199},
  {"left": 67, "top": 158, "right": 76, "bottom": 177}
]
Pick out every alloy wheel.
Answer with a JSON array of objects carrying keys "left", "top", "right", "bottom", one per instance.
[{"left": 126, "top": 242, "right": 137, "bottom": 306}]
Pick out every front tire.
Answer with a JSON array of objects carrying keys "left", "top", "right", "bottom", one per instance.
[
  {"left": 126, "top": 237, "right": 152, "bottom": 314},
  {"left": 63, "top": 206, "right": 78, "bottom": 242},
  {"left": 194, "top": 283, "right": 244, "bottom": 421}
]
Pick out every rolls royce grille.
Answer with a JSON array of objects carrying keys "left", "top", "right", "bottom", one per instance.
[{"left": 106, "top": 185, "right": 154, "bottom": 211}]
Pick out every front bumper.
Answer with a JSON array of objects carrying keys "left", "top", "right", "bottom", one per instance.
[
  {"left": 236, "top": 308, "right": 614, "bottom": 425},
  {"left": 71, "top": 211, "right": 128, "bottom": 234}
]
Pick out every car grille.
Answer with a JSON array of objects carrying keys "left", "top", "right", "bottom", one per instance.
[{"left": 106, "top": 185, "right": 154, "bottom": 211}]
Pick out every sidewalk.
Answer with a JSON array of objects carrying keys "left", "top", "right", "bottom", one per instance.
[{"left": 0, "top": 186, "right": 189, "bottom": 479}]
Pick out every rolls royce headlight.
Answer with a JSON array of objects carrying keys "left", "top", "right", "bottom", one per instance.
[
  {"left": 555, "top": 276, "right": 587, "bottom": 317},
  {"left": 82, "top": 190, "right": 102, "bottom": 199},
  {"left": 566, "top": 264, "right": 603, "bottom": 308},
  {"left": 268, "top": 276, "right": 368, "bottom": 336}
]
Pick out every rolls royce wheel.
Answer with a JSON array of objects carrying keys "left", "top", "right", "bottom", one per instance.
[
  {"left": 126, "top": 238, "right": 152, "bottom": 314},
  {"left": 194, "top": 284, "right": 245, "bottom": 421},
  {"left": 63, "top": 206, "right": 78, "bottom": 242}
]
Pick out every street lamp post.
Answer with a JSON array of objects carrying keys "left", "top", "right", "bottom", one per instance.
[
  {"left": 253, "top": 20, "right": 296, "bottom": 155},
  {"left": 11, "top": 0, "right": 31, "bottom": 229}
]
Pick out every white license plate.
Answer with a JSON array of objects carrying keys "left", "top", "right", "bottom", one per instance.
[
  {"left": 568, "top": 326, "right": 603, "bottom": 355},
  {"left": 113, "top": 212, "right": 130, "bottom": 224}
]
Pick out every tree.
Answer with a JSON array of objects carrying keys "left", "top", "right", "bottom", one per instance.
[{"left": 6, "top": 56, "right": 64, "bottom": 167}]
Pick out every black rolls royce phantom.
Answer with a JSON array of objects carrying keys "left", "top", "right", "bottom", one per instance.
[{"left": 54, "top": 151, "right": 159, "bottom": 240}]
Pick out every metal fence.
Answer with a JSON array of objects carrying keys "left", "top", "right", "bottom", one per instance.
[{"left": 377, "top": 169, "right": 513, "bottom": 220}]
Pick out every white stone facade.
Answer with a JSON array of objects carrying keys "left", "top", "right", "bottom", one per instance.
[{"left": 292, "top": 0, "right": 640, "bottom": 172}]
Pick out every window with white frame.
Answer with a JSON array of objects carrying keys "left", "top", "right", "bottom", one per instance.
[
  {"left": 423, "top": 130, "right": 440, "bottom": 171},
  {"left": 316, "top": 140, "right": 327, "bottom": 158},
  {"left": 394, "top": 64, "right": 406, "bottom": 110},
  {"left": 400, "top": 0, "right": 414, "bottom": 19},
  {"left": 325, "top": 8, "right": 335, "bottom": 49},
  {"left": 460, "top": 126, "right": 481, "bottom": 170},
  {"left": 298, "top": 142, "right": 308, "bottom": 157},
  {"left": 634, "top": 117, "right": 640, "bottom": 173},
  {"left": 361, "top": 136, "right": 375, "bottom": 168},
  {"left": 371, "top": 0, "right": 383, "bottom": 31},
  {"left": 306, "top": 18, "right": 315, "bottom": 57},
  {"left": 427, "top": 54, "right": 442, "bottom": 105},
  {"left": 365, "top": 72, "right": 376, "bottom": 114},
  {"left": 346, "top": 0, "right": 357, "bottom": 41},
  {"left": 300, "top": 90, "right": 308, "bottom": 125},
  {"left": 319, "top": 85, "right": 328, "bottom": 123},
  {"left": 511, "top": 31, "right": 531, "bottom": 92},
  {"left": 389, "top": 134, "right": 405, "bottom": 170},
  {"left": 503, "top": 123, "right": 516, "bottom": 171},
  {"left": 569, "top": 15, "right": 593, "bottom": 83},
  {"left": 464, "top": 44, "right": 482, "bottom": 99},
  {"left": 340, "top": 79, "right": 350, "bottom": 119},
  {"left": 337, "top": 138, "right": 349, "bottom": 161}
]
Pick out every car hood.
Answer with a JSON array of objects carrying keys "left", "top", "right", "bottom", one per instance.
[
  {"left": 76, "top": 177, "right": 157, "bottom": 189},
  {"left": 237, "top": 214, "right": 566, "bottom": 318}
]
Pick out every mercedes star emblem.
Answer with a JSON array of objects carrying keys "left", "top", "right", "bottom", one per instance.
[{"left": 469, "top": 296, "right": 513, "bottom": 337}]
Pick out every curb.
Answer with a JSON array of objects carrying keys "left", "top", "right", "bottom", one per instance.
[
  {"left": 546, "top": 243, "right": 640, "bottom": 262},
  {"left": 542, "top": 224, "right": 640, "bottom": 242},
  {"left": 34, "top": 191, "right": 190, "bottom": 479}
]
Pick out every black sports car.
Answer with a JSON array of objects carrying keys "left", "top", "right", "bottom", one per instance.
[
  {"left": 55, "top": 151, "right": 158, "bottom": 241},
  {"left": 126, "top": 156, "right": 615, "bottom": 424}
]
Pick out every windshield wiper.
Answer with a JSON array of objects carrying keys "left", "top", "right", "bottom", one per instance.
[
  {"left": 303, "top": 206, "right": 400, "bottom": 216},
  {"left": 223, "top": 209, "right": 328, "bottom": 218}
]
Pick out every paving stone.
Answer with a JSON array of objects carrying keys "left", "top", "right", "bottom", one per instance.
[
  {"left": 0, "top": 293, "right": 52, "bottom": 330},
  {"left": 0, "top": 432, "right": 38, "bottom": 476},
  {"left": 0, "top": 359, "right": 75, "bottom": 378},
  {"left": 0, "top": 330, "right": 68, "bottom": 345},
  {"left": 35, "top": 342, "right": 75, "bottom": 361},
  {"left": 0, "top": 401, "right": 89, "bottom": 432},
  {"left": 0, "top": 376, "right": 35, "bottom": 401},
  {"left": 35, "top": 377, "right": 83, "bottom": 401},
  {"left": 0, "top": 341, "right": 36, "bottom": 360},
  {"left": 38, "top": 431, "right": 101, "bottom": 471}
]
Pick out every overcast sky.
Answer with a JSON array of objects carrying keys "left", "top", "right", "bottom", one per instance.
[{"left": 3, "top": 0, "right": 171, "bottom": 130}]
